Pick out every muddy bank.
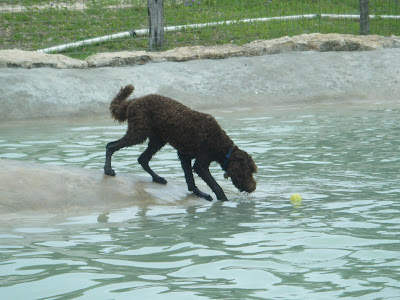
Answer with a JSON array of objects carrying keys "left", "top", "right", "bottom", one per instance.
[{"left": 0, "top": 159, "right": 191, "bottom": 214}]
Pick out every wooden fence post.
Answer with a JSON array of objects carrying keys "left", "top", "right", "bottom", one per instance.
[
  {"left": 147, "top": 0, "right": 164, "bottom": 51},
  {"left": 359, "top": 0, "right": 370, "bottom": 35}
]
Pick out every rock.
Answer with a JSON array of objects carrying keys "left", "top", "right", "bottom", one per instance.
[
  {"left": 0, "top": 49, "right": 87, "bottom": 69},
  {"left": 86, "top": 51, "right": 151, "bottom": 67},
  {"left": 151, "top": 44, "right": 245, "bottom": 62},
  {"left": 1, "top": 34, "right": 400, "bottom": 69},
  {"left": 243, "top": 33, "right": 400, "bottom": 55}
]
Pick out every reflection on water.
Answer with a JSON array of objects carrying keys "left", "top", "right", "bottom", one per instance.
[{"left": 1, "top": 103, "right": 400, "bottom": 299}]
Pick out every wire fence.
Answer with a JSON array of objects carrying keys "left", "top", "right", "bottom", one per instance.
[{"left": 1, "top": 0, "right": 400, "bottom": 58}]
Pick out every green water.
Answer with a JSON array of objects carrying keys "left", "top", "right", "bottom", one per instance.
[{"left": 1, "top": 103, "right": 400, "bottom": 299}]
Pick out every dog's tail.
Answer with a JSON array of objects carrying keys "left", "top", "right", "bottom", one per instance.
[{"left": 109, "top": 85, "right": 135, "bottom": 123}]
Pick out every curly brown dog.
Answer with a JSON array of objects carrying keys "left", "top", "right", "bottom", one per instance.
[{"left": 104, "top": 85, "right": 257, "bottom": 201}]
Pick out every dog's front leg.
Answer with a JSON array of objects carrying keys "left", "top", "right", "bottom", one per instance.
[
  {"left": 138, "top": 138, "right": 167, "bottom": 184},
  {"left": 178, "top": 153, "right": 212, "bottom": 201},
  {"left": 193, "top": 159, "right": 228, "bottom": 201}
]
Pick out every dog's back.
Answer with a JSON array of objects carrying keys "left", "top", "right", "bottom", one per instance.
[{"left": 127, "top": 95, "right": 228, "bottom": 155}]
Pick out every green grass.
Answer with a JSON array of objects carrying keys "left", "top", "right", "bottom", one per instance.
[{"left": 1, "top": 0, "right": 399, "bottom": 59}]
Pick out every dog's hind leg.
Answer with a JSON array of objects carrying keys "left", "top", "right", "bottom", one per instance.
[
  {"left": 138, "top": 137, "right": 167, "bottom": 184},
  {"left": 178, "top": 153, "right": 213, "bottom": 201},
  {"left": 104, "top": 138, "right": 129, "bottom": 176},
  {"left": 104, "top": 128, "right": 148, "bottom": 176},
  {"left": 193, "top": 156, "right": 228, "bottom": 201}
]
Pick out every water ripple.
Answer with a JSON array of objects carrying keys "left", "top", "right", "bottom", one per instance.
[{"left": 1, "top": 105, "right": 400, "bottom": 298}]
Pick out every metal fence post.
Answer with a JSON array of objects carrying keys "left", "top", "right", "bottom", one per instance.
[
  {"left": 359, "top": 0, "right": 370, "bottom": 35},
  {"left": 147, "top": 0, "right": 165, "bottom": 51}
]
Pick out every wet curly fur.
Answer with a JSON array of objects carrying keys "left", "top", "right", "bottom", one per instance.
[{"left": 104, "top": 85, "right": 257, "bottom": 201}]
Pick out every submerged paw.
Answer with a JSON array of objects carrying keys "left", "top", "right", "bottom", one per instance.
[
  {"left": 153, "top": 176, "right": 167, "bottom": 185},
  {"left": 193, "top": 189, "right": 213, "bottom": 201},
  {"left": 104, "top": 168, "right": 116, "bottom": 176}
]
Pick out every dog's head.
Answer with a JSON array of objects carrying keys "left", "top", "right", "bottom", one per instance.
[{"left": 224, "top": 147, "right": 257, "bottom": 193}]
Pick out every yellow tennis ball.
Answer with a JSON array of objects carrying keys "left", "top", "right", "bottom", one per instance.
[{"left": 290, "top": 194, "right": 302, "bottom": 205}]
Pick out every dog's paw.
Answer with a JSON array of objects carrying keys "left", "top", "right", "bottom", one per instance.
[
  {"left": 193, "top": 189, "right": 213, "bottom": 202},
  {"left": 104, "top": 168, "right": 116, "bottom": 176},
  {"left": 204, "top": 194, "right": 213, "bottom": 201},
  {"left": 153, "top": 176, "right": 167, "bottom": 185}
]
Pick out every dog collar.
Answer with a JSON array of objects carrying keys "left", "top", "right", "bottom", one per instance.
[{"left": 222, "top": 147, "right": 234, "bottom": 171}]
